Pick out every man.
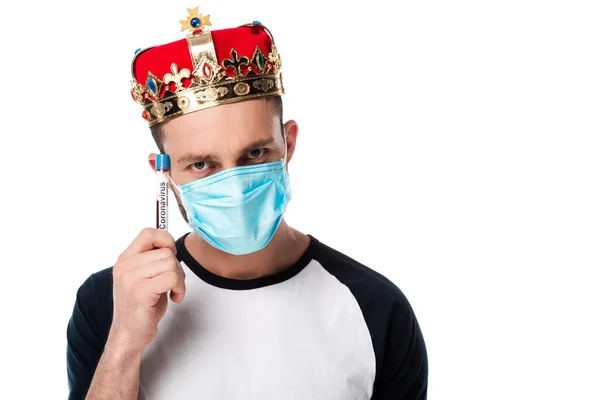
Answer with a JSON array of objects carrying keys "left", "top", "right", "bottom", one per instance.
[{"left": 67, "top": 9, "right": 428, "bottom": 400}]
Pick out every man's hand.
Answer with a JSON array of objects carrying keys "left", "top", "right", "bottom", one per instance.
[
  {"left": 109, "top": 228, "right": 187, "bottom": 353},
  {"left": 84, "top": 228, "right": 186, "bottom": 400}
]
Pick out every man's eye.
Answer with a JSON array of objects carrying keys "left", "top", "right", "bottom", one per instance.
[
  {"left": 247, "top": 148, "right": 267, "bottom": 159},
  {"left": 191, "top": 161, "right": 208, "bottom": 171}
]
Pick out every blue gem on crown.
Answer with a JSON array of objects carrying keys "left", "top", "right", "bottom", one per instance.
[
  {"left": 147, "top": 78, "right": 157, "bottom": 94},
  {"left": 190, "top": 17, "right": 201, "bottom": 28}
]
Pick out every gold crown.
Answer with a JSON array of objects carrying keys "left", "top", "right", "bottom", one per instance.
[{"left": 131, "top": 18, "right": 284, "bottom": 127}]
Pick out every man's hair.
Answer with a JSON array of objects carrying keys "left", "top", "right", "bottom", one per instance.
[{"left": 150, "top": 95, "right": 283, "bottom": 153}]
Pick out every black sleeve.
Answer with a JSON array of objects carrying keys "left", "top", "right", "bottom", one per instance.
[
  {"left": 66, "top": 268, "right": 114, "bottom": 400},
  {"left": 311, "top": 239, "right": 428, "bottom": 399},
  {"left": 370, "top": 300, "right": 428, "bottom": 399}
]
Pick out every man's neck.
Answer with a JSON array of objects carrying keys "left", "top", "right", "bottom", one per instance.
[{"left": 183, "top": 220, "right": 310, "bottom": 280}]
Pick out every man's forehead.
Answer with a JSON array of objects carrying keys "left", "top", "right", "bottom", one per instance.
[
  {"left": 164, "top": 98, "right": 275, "bottom": 131},
  {"left": 165, "top": 126, "right": 280, "bottom": 158},
  {"left": 159, "top": 98, "right": 281, "bottom": 154}
]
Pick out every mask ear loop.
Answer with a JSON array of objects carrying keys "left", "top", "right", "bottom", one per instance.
[
  {"left": 168, "top": 175, "right": 179, "bottom": 193},
  {"left": 280, "top": 123, "right": 292, "bottom": 200},
  {"left": 169, "top": 173, "right": 194, "bottom": 220},
  {"left": 281, "top": 124, "right": 288, "bottom": 164}
]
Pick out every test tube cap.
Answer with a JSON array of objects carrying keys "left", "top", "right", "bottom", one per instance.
[{"left": 156, "top": 154, "right": 170, "bottom": 171}]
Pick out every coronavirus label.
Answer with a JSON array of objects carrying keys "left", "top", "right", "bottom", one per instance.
[{"left": 156, "top": 173, "right": 169, "bottom": 230}]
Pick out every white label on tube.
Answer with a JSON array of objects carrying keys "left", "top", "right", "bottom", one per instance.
[{"left": 157, "top": 171, "right": 169, "bottom": 230}]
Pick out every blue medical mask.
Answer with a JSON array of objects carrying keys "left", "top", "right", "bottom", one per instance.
[{"left": 174, "top": 158, "right": 291, "bottom": 255}]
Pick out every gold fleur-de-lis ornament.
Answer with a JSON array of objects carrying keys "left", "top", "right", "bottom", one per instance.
[{"left": 164, "top": 63, "right": 191, "bottom": 91}]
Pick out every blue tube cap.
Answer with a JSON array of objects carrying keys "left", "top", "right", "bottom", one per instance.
[{"left": 156, "top": 154, "right": 171, "bottom": 171}]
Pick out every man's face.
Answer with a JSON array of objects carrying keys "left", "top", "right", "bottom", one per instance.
[{"left": 150, "top": 98, "right": 297, "bottom": 222}]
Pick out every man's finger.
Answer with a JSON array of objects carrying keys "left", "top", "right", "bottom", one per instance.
[
  {"left": 146, "top": 270, "right": 186, "bottom": 298},
  {"left": 134, "top": 256, "right": 185, "bottom": 280},
  {"left": 118, "top": 228, "right": 176, "bottom": 260},
  {"left": 114, "top": 248, "right": 177, "bottom": 276}
]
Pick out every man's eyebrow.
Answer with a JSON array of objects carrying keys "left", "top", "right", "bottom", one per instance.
[
  {"left": 237, "top": 138, "right": 276, "bottom": 157},
  {"left": 176, "top": 152, "right": 219, "bottom": 164},
  {"left": 175, "top": 138, "right": 276, "bottom": 164}
]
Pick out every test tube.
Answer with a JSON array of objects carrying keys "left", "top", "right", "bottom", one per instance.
[{"left": 156, "top": 154, "right": 170, "bottom": 231}]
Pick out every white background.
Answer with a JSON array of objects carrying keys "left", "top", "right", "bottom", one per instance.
[{"left": 1, "top": 0, "right": 599, "bottom": 398}]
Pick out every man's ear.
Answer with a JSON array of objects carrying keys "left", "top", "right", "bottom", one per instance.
[
  {"left": 148, "top": 153, "right": 158, "bottom": 171},
  {"left": 284, "top": 120, "right": 299, "bottom": 164}
]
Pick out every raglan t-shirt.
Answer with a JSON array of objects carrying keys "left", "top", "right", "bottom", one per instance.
[{"left": 67, "top": 234, "right": 428, "bottom": 399}]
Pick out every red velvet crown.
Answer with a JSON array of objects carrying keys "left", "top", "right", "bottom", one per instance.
[{"left": 131, "top": 12, "right": 283, "bottom": 127}]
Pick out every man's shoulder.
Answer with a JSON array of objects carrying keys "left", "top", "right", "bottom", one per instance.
[
  {"left": 79, "top": 266, "right": 114, "bottom": 298},
  {"left": 90, "top": 266, "right": 114, "bottom": 284},
  {"left": 309, "top": 236, "right": 408, "bottom": 307},
  {"left": 74, "top": 266, "right": 114, "bottom": 328}
]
